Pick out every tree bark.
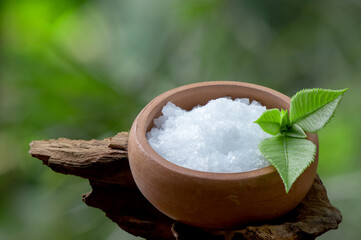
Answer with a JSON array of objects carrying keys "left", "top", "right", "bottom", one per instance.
[{"left": 29, "top": 132, "right": 342, "bottom": 240}]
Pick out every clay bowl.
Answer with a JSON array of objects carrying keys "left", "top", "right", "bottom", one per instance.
[{"left": 128, "top": 81, "right": 319, "bottom": 229}]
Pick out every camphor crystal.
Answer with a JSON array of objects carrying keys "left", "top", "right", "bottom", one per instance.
[{"left": 147, "top": 97, "right": 271, "bottom": 173}]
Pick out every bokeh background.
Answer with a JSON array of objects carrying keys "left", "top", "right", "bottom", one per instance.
[{"left": 1, "top": 0, "right": 360, "bottom": 239}]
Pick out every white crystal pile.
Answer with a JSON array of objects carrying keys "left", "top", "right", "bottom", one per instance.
[{"left": 147, "top": 97, "right": 271, "bottom": 173}]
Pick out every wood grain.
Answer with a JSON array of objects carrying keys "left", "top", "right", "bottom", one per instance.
[{"left": 29, "top": 132, "right": 342, "bottom": 240}]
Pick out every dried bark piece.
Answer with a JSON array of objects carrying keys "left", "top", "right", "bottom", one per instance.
[
  {"left": 109, "top": 132, "right": 129, "bottom": 150},
  {"left": 29, "top": 133, "right": 342, "bottom": 240},
  {"left": 29, "top": 134, "right": 134, "bottom": 185},
  {"left": 83, "top": 180, "right": 174, "bottom": 240}
]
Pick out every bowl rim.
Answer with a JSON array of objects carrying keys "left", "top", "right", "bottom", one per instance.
[{"left": 134, "top": 81, "right": 307, "bottom": 181}]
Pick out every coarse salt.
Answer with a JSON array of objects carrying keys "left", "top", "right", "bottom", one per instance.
[{"left": 147, "top": 97, "right": 271, "bottom": 173}]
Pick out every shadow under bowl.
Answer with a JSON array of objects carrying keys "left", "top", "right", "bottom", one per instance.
[{"left": 128, "top": 81, "right": 318, "bottom": 229}]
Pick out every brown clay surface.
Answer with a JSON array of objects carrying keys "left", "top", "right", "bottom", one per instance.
[{"left": 128, "top": 81, "right": 319, "bottom": 229}]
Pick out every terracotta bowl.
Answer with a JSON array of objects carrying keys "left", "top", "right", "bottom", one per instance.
[{"left": 128, "top": 81, "right": 319, "bottom": 229}]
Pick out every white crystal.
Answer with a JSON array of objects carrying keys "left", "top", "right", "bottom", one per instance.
[{"left": 147, "top": 97, "right": 271, "bottom": 173}]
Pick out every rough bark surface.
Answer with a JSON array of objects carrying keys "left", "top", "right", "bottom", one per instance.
[{"left": 29, "top": 132, "right": 342, "bottom": 240}]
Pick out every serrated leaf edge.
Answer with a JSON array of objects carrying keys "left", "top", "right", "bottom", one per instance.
[
  {"left": 290, "top": 88, "right": 347, "bottom": 125},
  {"left": 296, "top": 95, "right": 344, "bottom": 133},
  {"left": 283, "top": 124, "right": 307, "bottom": 138},
  {"left": 259, "top": 137, "right": 317, "bottom": 193},
  {"left": 254, "top": 109, "right": 282, "bottom": 135}
]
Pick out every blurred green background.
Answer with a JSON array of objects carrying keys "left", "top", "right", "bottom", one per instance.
[{"left": 0, "top": 0, "right": 360, "bottom": 239}]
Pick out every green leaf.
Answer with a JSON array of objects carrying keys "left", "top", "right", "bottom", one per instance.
[
  {"left": 289, "top": 88, "right": 348, "bottom": 133},
  {"left": 258, "top": 136, "right": 317, "bottom": 193},
  {"left": 280, "top": 109, "right": 290, "bottom": 130},
  {"left": 254, "top": 109, "right": 282, "bottom": 135},
  {"left": 283, "top": 124, "right": 307, "bottom": 138}
]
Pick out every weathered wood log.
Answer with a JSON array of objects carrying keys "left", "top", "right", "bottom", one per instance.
[{"left": 29, "top": 132, "right": 342, "bottom": 240}]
